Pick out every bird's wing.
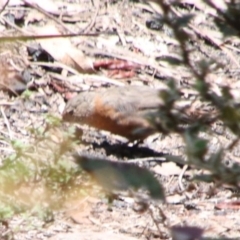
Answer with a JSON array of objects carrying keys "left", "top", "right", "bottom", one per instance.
[{"left": 100, "top": 86, "right": 163, "bottom": 115}]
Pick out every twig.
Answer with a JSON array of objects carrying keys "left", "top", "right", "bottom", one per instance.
[
  {"left": 0, "top": 106, "right": 13, "bottom": 140},
  {"left": 178, "top": 164, "right": 188, "bottom": 191},
  {"left": 149, "top": 207, "right": 163, "bottom": 237},
  {"left": 127, "top": 157, "right": 166, "bottom": 163},
  {"left": 32, "top": 62, "right": 125, "bottom": 86},
  {"left": 31, "top": 61, "right": 82, "bottom": 76},
  {"left": 80, "top": 45, "right": 177, "bottom": 79},
  {"left": 0, "top": 0, "right": 9, "bottom": 15},
  {"left": 0, "top": 33, "right": 101, "bottom": 43},
  {"left": 171, "top": 7, "right": 240, "bottom": 68},
  {"left": 22, "top": 0, "right": 76, "bottom": 34},
  {"left": 83, "top": 75, "right": 125, "bottom": 86},
  {"left": 148, "top": 206, "right": 169, "bottom": 238},
  {"left": 81, "top": 0, "right": 100, "bottom": 33},
  {"left": 1, "top": 16, "right": 30, "bottom": 34},
  {"left": 0, "top": 82, "right": 18, "bottom": 96}
]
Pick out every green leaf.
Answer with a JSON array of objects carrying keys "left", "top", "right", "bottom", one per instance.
[{"left": 73, "top": 153, "right": 165, "bottom": 201}]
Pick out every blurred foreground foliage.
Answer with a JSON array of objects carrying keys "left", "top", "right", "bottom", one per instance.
[
  {"left": 0, "top": 116, "right": 89, "bottom": 222},
  {"left": 150, "top": 0, "right": 240, "bottom": 189}
]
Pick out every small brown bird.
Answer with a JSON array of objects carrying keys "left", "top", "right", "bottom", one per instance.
[{"left": 62, "top": 85, "right": 167, "bottom": 141}]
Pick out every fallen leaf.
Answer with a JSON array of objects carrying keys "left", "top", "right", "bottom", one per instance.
[
  {"left": 33, "top": 25, "right": 94, "bottom": 73},
  {"left": 215, "top": 201, "right": 240, "bottom": 210}
]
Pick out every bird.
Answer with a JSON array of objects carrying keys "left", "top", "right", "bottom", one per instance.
[
  {"left": 62, "top": 85, "right": 218, "bottom": 141},
  {"left": 62, "top": 85, "right": 168, "bottom": 141}
]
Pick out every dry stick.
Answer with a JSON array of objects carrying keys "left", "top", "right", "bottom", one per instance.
[
  {"left": 227, "top": 137, "right": 240, "bottom": 151},
  {"left": 81, "top": 0, "right": 100, "bottom": 33},
  {"left": 1, "top": 16, "right": 30, "bottom": 35},
  {"left": 139, "top": 222, "right": 150, "bottom": 239},
  {"left": 178, "top": 164, "right": 188, "bottom": 191},
  {"left": 1, "top": 106, "right": 13, "bottom": 140},
  {"left": 82, "top": 75, "right": 125, "bottom": 86},
  {"left": 0, "top": 82, "right": 18, "bottom": 96},
  {"left": 0, "top": 33, "right": 100, "bottom": 43},
  {"left": 166, "top": 175, "right": 175, "bottom": 190},
  {"left": 225, "top": 44, "right": 240, "bottom": 54},
  {"left": 0, "top": 0, "right": 9, "bottom": 14},
  {"left": 9, "top": 59, "right": 23, "bottom": 72},
  {"left": 127, "top": 157, "right": 166, "bottom": 163},
  {"left": 31, "top": 61, "right": 81, "bottom": 76},
  {"left": 22, "top": 0, "right": 76, "bottom": 34},
  {"left": 49, "top": 72, "right": 85, "bottom": 85},
  {"left": 49, "top": 73, "right": 90, "bottom": 92},
  {"left": 171, "top": 7, "right": 240, "bottom": 68},
  {"left": 32, "top": 61, "right": 125, "bottom": 86},
  {"left": 192, "top": 27, "right": 239, "bottom": 68},
  {"left": 0, "top": 16, "right": 100, "bottom": 43},
  {"left": 116, "top": 27, "right": 127, "bottom": 46},
  {"left": 0, "top": 15, "right": 40, "bottom": 66},
  {"left": 81, "top": 46, "right": 177, "bottom": 79},
  {"left": 149, "top": 206, "right": 168, "bottom": 238}
]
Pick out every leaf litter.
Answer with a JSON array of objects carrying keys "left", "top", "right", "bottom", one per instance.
[{"left": 0, "top": 0, "right": 239, "bottom": 239}]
